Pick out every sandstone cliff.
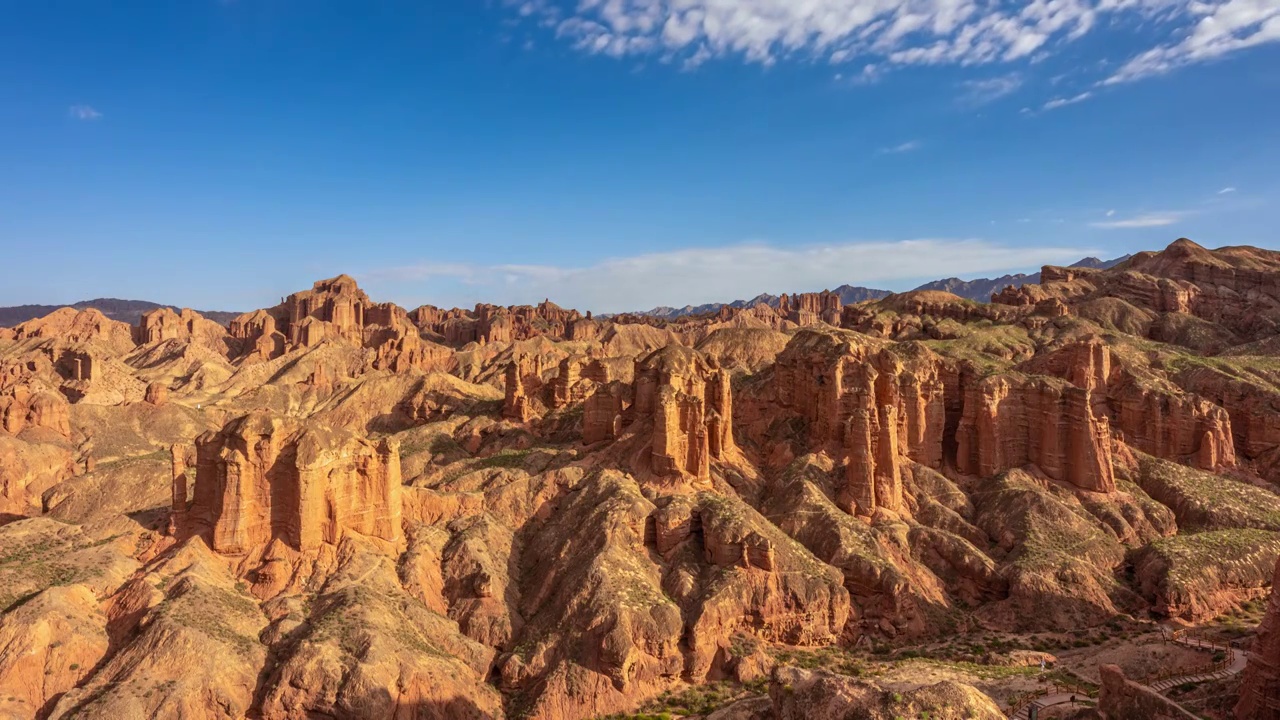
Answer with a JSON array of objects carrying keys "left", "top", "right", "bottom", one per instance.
[{"left": 1236, "top": 557, "right": 1280, "bottom": 719}]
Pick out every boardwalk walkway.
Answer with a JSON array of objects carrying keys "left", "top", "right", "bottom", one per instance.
[{"left": 1008, "top": 630, "right": 1249, "bottom": 719}]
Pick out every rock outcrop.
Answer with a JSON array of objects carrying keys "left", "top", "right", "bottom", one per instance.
[
  {"left": 0, "top": 385, "right": 70, "bottom": 437},
  {"left": 1025, "top": 339, "right": 1236, "bottom": 471},
  {"left": 748, "top": 328, "right": 1114, "bottom": 503},
  {"left": 779, "top": 291, "right": 842, "bottom": 326},
  {"left": 1236, "top": 557, "right": 1280, "bottom": 719},
  {"left": 134, "top": 307, "right": 230, "bottom": 355},
  {"left": 413, "top": 299, "right": 589, "bottom": 346},
  {"left": 1099, "top": 664, "right": 1199, "bottom": 720},
  {"left": 228, "top": 275, "right": 448, "bottom": 372},
  {"left": 176, "top": 412, "right": 403, "bottom": 557},
  {"left": 632, "top": 345, "right": 734, "bottom": 481},
  {"left": 0, "top": 584, "right": 108, "bottom": 716},
  {"left": 956, "top": 374, "right": 1116, "bottom": 493},
  {"left": 745, "top": 330, "right": 948, "bottom": 515}
]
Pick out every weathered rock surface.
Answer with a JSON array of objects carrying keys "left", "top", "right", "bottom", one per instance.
[
  {"left": 1237, "top": 557, "right": 1280, "bottom": 719},
  {"left": 2, "top": 243, "right": 1280, "bottom": 720},
  {"left": 178, "top": 411, "right": 403, "bottom": 557},
  {"left": 1133, "top": 529, "right": 1280, "bottom": 621},
  {"left": 632, "top": 345, "right": 735, "bottom": 481},
  {"left": 1098, "top": 664, "right": 1199, "bottom": 720},
  {"left": 48, "top": 540, "right": 268, "bottom": 720},
  {"left": 0, "top": 585, "right": 108, "bottom": 717}
]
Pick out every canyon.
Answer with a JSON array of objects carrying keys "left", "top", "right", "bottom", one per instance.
[{"left": 1, "top": 238, "right": 1279, "bottom": 719}]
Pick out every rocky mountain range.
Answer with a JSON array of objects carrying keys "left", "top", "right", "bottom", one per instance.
[
  {"left": 1, "top": 238, "right": 1278, "bottom": 720},
  {"left": 0, "top": 299, "right": 240, "bottom": 329},
  {"left": 637, "top": 255, "right": 1133, "bottom": 319}
]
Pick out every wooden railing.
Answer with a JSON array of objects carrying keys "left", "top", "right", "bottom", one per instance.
[
  {"left": 1138, "top": 629, "right": 1236, "bottom": 686},
  {"left": 1006, "top": 688, "right": 1049, "bottom": 715},
  {"left": 1006, "top": 681, "right": 1098, "bottom": 715}
]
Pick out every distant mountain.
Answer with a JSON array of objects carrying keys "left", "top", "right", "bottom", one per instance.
[
  {"left": 633, "top": 255, "right": 1129, "bottom": 318},
  {"left": 911, "top": 255, "right": 1132, "bottom": 302},
  {"left": 640, "top": 287, "right": 892, "bottom": 319},
  {"left": 0, "top": 299, "right": 241, "bottom": 328},
  {"left": 831, "top": 285, "right": 894, "bottom": 304}
]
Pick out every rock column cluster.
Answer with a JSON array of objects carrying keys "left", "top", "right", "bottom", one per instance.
[
  {"left": 633, "top": 346, "right": 734, "bottom": 481},
  {"left": 172, "top": 411, "right": 403, "bottom": 555}
]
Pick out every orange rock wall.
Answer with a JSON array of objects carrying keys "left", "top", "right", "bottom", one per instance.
[{"left": 179, "top": 412, "right": 403, "bottom": 555}]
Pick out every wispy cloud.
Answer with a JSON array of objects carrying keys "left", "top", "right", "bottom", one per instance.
[
  {"left": 879, "top": 140, "right": 922, "bottom": 154},
  {"left": 1104, "top": 0, "right": 1280, "bottom": 85},
  {"left": 958, "top": 73, "right": 1023, "bottom": 106},
  {"left": 1106, "top": 209, "right": 1116, "bottom": 217},
  {"left": 1042, "top": 91, "right": 1093, "bottom": 111},
  {"left": 509, "top": 1, "right": 1280, "bottom": 86},
  {"left": 364, "top": 239, "right": 1096, "bottom": 313},
  {"left": 1218, "top": 187, "right": 1237, "bottom": 194},
  {"left": 68, "top": 105, "right": 102, "bottom": 121},
  {"left": 1090, "top": 212, "right": 1184, "bottom": 229}
]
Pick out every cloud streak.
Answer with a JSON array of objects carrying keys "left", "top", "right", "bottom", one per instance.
[
  {"left": 1090, "top": 212, "right": 1184, "bottom": 229},
  {"left": 1042, "top": 91, "right": 1093, "bottom": 110},
  {"left": 958, "top": 72, "right": 1024, "bottom": 106},
  {"left": 511, "top": 1, "right": 1280, "bottom": 84},
  {"left": 364, "top": 239, "right": 1096, "bottom": 313},
  {"left": 1104, "top": 0, "right": 1280, "bottom": 84},
  {"left": 879, "top": 140, "right": 922, "bottom": 154}
]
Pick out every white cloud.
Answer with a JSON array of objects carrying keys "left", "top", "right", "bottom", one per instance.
[
  {"left": 1090, "top": 212, "right": 1184, "bottom": 228},
  {"left": 1106, "top": 209, "right": 1116, "bottom": 216},
  {"left": 879, "top": 139, "right": 923, "bottom": 154},
  {"left": 68, "top": 105, "right": 102, "bottom": 121},
  {"left": 364, "top": 239, "right": 1095, "bottom": 313},
  {"left": 509, "top": 0, "right": 1280, "bottom": 83},
  {"left": 1104, "top": 0, "right": 1280, "bottom": 84},
  {"left": 958, "top": 72, "right": 1024, "bottom": 105},
  {"left": 1042, "top": 91, "right": 1093, "bottom": 110},
  {"left": 1218, "top": 186, "right": 1237, "bottom": 194}
]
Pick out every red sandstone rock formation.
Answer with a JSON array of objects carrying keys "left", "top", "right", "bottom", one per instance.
[
  {"left": 4, "top": 245, "right": 1280, "bottom": 720},
  {"left": 1237, "top": 558, "right": 1280, "bottom": 719},
  {"left": 412, "top": 298, "right": 588, "bottom": 347},
  {"left": 742, "top": 329, "right": 948, "bottom": 514},
  {"left": 0, "top": 585, "right": 109, "bottom": 714},
  {"left": 1099, "top": 664, "right": 1200, "bottom": 720},
  {"left": 780, "top": 290, "right": 842, "bottom": 326},
  {"left": 143, "top": 381, "right": 168, "bottom": 406},
  {"left": 7, "top": 308, "right": 135, "bottom": 352},
  {"left": 229, "top": 308, "right": 286, "bottom": 361},
  {"left": 503, "top": 354, "right": 547, "bottom": 422},
  {"left": 176, "top": 411, "right": 403, "bottom": 556},
  {"left": 955, "top": 375, "right": 1116, "bottom": 493},
  {"left": 133, "top": 307, "right": 230, "bottom": 356},
  {"left": 228, "top": 275, "right": 449, "bottom": 373},
  {"left": 1024, "top": 339, "right": 1237, "bottom": 472},
  {"left": 583, "top": 383, "right": 627, "bottom": 445},
  {"left": 996, "top": 239, "right": 1280, "bottom": 349},
  {"left": 0, "top": 385, "right": 70, "bottom": 437},
  {"left": 632, "top": 345, "right": 734, "bottom": 481},
  {"left": 745, "top": 328, "right": 1116, "bottom": 499}
]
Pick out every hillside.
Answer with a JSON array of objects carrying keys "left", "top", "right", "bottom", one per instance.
[{"left": 0, "top": 239, "right": 1277, "bottom": 720}]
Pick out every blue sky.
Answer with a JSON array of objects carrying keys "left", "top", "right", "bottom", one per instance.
[{"left": 2, "top": 1, "right": 1277, "bottom": 313}]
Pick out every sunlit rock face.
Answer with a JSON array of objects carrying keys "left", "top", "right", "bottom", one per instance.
[{"left": 2, "top": 242, "right": 1280, "bottom": 720}]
